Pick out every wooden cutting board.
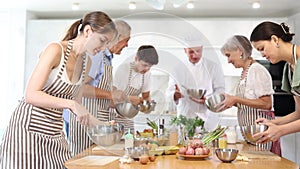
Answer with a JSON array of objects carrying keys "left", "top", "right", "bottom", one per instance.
[
  {"left": 65, "top": 156, "right": 120, "bottom": 169},
  {"left": 92, "top": 143, "right": 125, "bottom": 156},
  {"left": 238, "top": 151, "right": 281, "bottom": 161}
]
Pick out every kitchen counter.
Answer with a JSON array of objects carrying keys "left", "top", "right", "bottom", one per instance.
[{"left": 65, "top": 142, "right": 299, "bottom": 169}]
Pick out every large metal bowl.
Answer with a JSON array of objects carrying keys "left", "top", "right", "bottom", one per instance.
[
  {"left": 205, "top": 94, "right": 225, "bottom": 113},
  {"left": 215, "top": 148, "right": 238, "bottom": 163},
  {"left": 115, "top": 102, "right": 140, "bottom": 118},
  {"left": 87, "top": 123, "right": 124, "bottom": 147},
  {"left": 240, "top": 124, "right": 268, "bottom": 144},
  {"left": 186, "top": 88, "right": 207, "bottom": 99}
]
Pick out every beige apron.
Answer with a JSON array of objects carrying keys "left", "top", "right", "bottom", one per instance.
[
  {"left": 236, "top": 62, "right": 273, "bottom": 151},
  {"left": 114, "top": 62, "right": 144, "bottom": 132},
  {"left": 69, "top": 53, "right": 112, "bottom": 156}
]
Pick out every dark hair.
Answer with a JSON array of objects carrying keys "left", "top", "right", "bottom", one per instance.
[
  {"left": 62, "top": 11, "right": 116, "bottom": 41},
  {"left": 136, "top": 45, "right": 159, "bottom": 65},
  {"left": 250, "top": 21, "right": 295, "bottom": 42}
]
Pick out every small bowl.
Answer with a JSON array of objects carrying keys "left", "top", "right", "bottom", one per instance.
[
  {"left": 186, "top": 89, "right": 207, "bottom": 99},
  {"left": 115, "top": 102, "right": 140, "bottom": 118},
  {"left": 205, "top": 94, "right": 225, "bottom": 113},
  {"left": 215, "top": 148, "right": 238, "bottom": 163},
  {"left": 87, "top": 123, "right": 124, "bottom": 147},
  {"left": 127, "top": 147, "right": 149, "bottom": 160},
  {"left": 240, "top": 124, "right": 268, "bottom": 144}
]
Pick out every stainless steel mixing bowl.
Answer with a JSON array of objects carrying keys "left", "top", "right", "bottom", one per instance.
[
  {"left": 215, "top": 148, "right": 238, "bottom": 163},
  {"left": 205, "top": 94, "right": 225, "bottom": 113},
  {"left": 138, "top": 100, "right": 156, "bottom": 114},
  {"left": 186, "top": 88, "right": 207, "bottom": 99},
  {"left": 115, "top": 102, "right": 140, "bottom": 118},
  {"left": 87, "top": 123, "right": 124, "bottom": 147},
  {"left": 240, "top": 124, "right": 268, "bottom": 144}
]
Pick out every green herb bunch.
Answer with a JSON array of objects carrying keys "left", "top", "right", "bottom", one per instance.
[{"left": 170, "top": 115, "right": 205, "bottom": 137}]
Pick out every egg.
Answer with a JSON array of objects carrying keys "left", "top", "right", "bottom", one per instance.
[
  {"left": 149, "top": 155, "right": 156, "bottom": 162},
  {"left": 139, "top": 154, "right": 149, "bottom": 165}
]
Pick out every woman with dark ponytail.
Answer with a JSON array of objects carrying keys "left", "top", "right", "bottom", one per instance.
[
  {"left": 250, "top": 21, "right": 300, "bottom": 145},
  {"left": 0, "top": 11, "right": 117, "bottom": 169}
]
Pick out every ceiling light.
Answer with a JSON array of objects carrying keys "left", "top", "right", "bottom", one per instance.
[
  {"left": 72, "top": 3, "right": 80, "bottom": 11},
  {"left": 186, "top": 1, "right": 194, "bottom": 9},
  {"left": 172, "top": 0, "right": 187, "bottom": 8},
  {"left": 252, "top": 1, "right": 261, "bottom": 9},
  {"left": 129, "top": 1, "right": 136, "bottom": 10}
]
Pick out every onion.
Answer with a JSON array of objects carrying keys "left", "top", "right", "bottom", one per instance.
[
  {"left": 203, "top": 147, "right": 210, "bottom": 155},
  {"left": 195, "top": 147, "right": 204, "bottom": 155},
  {"left": 185, "top": 147, "right": 195, "bottom": 155},
  {"left": 192, "top": 139, "right": 203, "bottom": 148},
  {"left": 178, "top": 147, "right": 187, "bottom": 155}
]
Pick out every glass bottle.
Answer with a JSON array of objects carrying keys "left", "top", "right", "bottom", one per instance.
[{"left": 125, "top": 128, "right": 134, "bottom": 149}]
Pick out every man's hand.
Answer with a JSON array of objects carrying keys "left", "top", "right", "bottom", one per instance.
[{"left": 174, "top": 84, "right": 184, "bottom": 101}]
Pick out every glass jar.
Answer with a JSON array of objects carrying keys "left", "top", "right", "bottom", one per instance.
[
  {"left": 226, "top": 126, "right": 238, "bottom": 144},
  {"left": 218, "top": 134, "right": 227, "bottom": 149},
  {"left": 168, "top": 126, "right": 178, "bottom": 146}
]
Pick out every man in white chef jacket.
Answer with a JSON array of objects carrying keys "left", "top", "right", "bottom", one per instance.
[{"left": 166, "top": 41, "right": 225, "bottom": 131}]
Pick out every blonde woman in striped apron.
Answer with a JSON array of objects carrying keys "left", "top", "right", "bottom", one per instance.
[
  {"left": 220, "top": 35, "right": 281, "bottom": 155},
  {"left": 0, "top": 11, "right": 116, "bottom": 169},
  {"left": 113, "top": 45, "right": 159, "bottom": 132},
  {"left": 68, "top": 20, "right": 131, "bottom": 156}
]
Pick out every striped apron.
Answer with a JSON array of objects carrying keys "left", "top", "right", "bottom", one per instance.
[
  {"left": 236, "top": 68, "right": 273, "bottom": 151},
  {"left": 69, "top": 55, "right": 112, "bottom": 156},
  {"left": 0, "top": 40, "right": 87, "bottom": 169},
  {"left": 114, "top": 62, "right": 144, "bottom": 132}
]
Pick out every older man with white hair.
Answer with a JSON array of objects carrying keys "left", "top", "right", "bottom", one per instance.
[{"left": 166, "top": 38, "right": 225, "bottom": 131}]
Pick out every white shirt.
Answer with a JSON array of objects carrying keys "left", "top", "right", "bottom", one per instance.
[
  {"left": 239, "top": 62, "right": 274, "bottom": 106},
  {"left": 113, "top": 62, "right": 151, "bottom": 93},
  {"left": 166, "top": 57, "right": 225, "bottom": 130}
]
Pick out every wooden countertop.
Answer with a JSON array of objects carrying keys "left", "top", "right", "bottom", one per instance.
[{"left": 65, "top": 142, "right": 299, "bottom": 169}]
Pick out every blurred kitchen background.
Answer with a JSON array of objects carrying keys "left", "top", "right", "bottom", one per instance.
[{"left": 0, "top": 0, "right": 300, "bottom": 165}]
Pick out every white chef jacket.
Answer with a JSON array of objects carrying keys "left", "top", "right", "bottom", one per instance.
[{"left": 166, "top": 57, "right": 225, "bottom": 131}]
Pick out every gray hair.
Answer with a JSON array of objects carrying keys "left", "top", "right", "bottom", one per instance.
[
  {"left": 114, "top": 20, "right": 131, "bottom": 40},
  {"left": 220, "top": 35, "right": 252, "bottom": 59}
]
